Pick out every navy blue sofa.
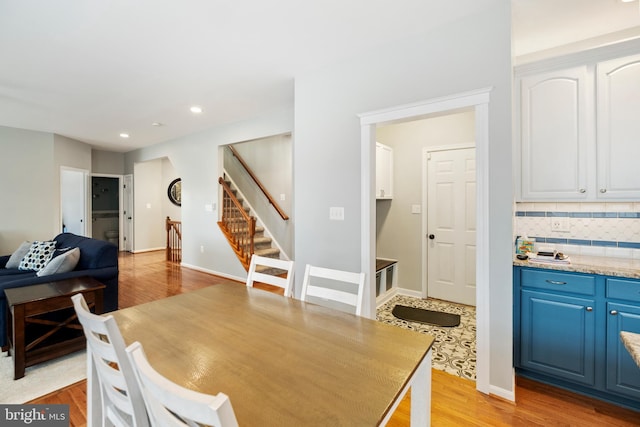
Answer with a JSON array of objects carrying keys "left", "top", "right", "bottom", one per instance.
[{"left": 0, "top": 233, "right": 119, "bottom": 348}]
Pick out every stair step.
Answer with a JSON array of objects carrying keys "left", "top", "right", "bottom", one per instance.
[{"left": 254, "top": 247, "right": 280, "bottom": 258}]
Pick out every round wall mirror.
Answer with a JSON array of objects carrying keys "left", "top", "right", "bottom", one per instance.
[{"left": 168, "top": 178, "right": 182, "bottom": 206}]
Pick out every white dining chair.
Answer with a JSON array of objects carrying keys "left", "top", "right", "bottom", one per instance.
[
  {"left": 71, "top": 293, "right": 149, "bottom": 427},
  {"left": 125, "top": 341, "right": 239, "bottom": 427},
  {"left": 246, "top": 254, "right": 294, "bottom": 297},
  {"left": 300, "top": 264, "right": 366, "bottom": 316}
]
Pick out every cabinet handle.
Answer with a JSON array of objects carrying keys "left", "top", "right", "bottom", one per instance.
[
  {"left": 600, "top": 188, "right": 607, "bottom": 193},
  {"left": 610, "top": 310, "right": 618, "bottom": 315},
  {"left": 545, "top": 279, "right": 567, "bottom": 285},
  {"left": 586, "top": 307, "right": 593, "bottom": 312},
  {"left": 579, "top": 188, "right": 586, "bottom": 193}
]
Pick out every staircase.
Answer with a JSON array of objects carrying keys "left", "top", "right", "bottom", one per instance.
[{"left": 218, "top": 176, "right": 282, "bottom": 270}]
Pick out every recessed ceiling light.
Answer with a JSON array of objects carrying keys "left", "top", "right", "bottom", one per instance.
[
  {"left": 119, "top": 133, "right": 130, "bottom": 138},
  {"left": 190, "top": 106, "right": 203, "bottom": 114},
  {"left": 152, "top": 122, "right": 163, "bottom": 127}
]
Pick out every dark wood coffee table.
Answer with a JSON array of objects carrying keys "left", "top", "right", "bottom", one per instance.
[{"left": 5, "top": 277, "right": 105, "bottom": 379}]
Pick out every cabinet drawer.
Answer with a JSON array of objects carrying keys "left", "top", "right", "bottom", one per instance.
[
  {"left": 520, "top": 269, "right": 595, "bottom": 295},
  {"left": 606, "top": 278, "right": 640, "bottom": 303}
]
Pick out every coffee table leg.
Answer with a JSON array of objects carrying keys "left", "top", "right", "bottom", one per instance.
[{"left": 12, "top": 305, "right": 26, "bottom": 380}]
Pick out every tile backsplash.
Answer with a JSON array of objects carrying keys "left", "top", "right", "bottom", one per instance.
[{"left": 514, "top": 202, "right": 640, "bottom": 259}]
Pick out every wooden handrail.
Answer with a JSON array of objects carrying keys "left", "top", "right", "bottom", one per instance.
[
  {"left": 218, "top": 177, "right": 256, "bottom": 268},
  {"left": 166, "top": 216, "right": 182, "bottom": 263},
  {"left": 228, "top": 145, "right": 289, "bottom": 220}
]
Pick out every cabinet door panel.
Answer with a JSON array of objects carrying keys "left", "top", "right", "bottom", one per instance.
[
  {"left": 606, "top": 302, "right": 640, "bottom": 399},
  {"left": 597, "top": 54, "right": 640, "bottom": 199},
  {"left": 520, "top": 67, "right": 590, "bottom": 200},
  {"left": 521, "top": 290, "right": 596, "bottom": 385}
]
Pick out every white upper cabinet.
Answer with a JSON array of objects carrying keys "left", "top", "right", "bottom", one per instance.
[
  {"left": 519, "top": 66, "right": 592, "bottom": 200},
  {"left": 376, "top": 142, "right": 393, "bottom": 199},
  {"left": 596, "top": 54, "right": 640, "bottom": 199},
  {"left": 516, "top": 47, "right": 640, "bottom": 202}
]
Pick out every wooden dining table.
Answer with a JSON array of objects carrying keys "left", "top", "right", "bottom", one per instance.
[{"left": 87, "top": 283, "right": 434, "bottom": 426}]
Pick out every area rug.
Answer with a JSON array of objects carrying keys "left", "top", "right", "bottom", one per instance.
[
  {"left": 0, "top": 350, "right": 86, "bottom": 403},
  {"left": 392, "top": 304, "right": 461, "bottom": 327},
  {"left": 377, "top": 295, "right": 476, "bottom": 380}
]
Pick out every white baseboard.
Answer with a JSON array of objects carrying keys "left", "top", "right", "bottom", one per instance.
[
  {"left": 131, "top": 247, "right": 165, "bottom": 254},
  {"left": 180, "top": 262, "right": 245, "bottom": 283},
  {"left": 489, "top": 384, "right": 515, "bottom": 402},
  {"left": 375, "top": 287, "right": 422, "bottom": 308}
]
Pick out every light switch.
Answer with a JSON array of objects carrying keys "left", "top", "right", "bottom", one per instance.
[
  {"left": 280, "top": 194, "right": 286, "bottom": 201},
  {"left": 411, "top": 204, "right": 421, "bottom": 214},
  {"left": 329, "top": 207, "right": 345, "bottom": 221},
  {"left": 205, "top": 204, "right": 213, "bottom": 212},
  {"left": 146, "top": 203, "right": 151, "bottom": 209}
]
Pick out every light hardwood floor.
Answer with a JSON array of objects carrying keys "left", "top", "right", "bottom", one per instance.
[{"left": 29, "top": 251, "right": 640, "bottom": 426}]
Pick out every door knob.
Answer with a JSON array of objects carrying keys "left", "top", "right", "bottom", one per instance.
[{"left": 428, "top": 234, "right": 435, "bottom": 240}]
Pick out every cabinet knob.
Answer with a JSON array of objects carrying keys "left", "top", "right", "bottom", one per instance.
[
  {"left": 610, "top": 310, "right": 618, "bottom": 315},
  {"left": 579, "top": 188, "right": 586, "bottom": 193},
  {"left": 600, "top": 188, "right": 607, "bottom": 193},
  {"left": 586, "top": 307, "right": 593, "bottom": 312}
]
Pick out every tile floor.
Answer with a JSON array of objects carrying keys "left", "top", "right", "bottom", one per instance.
[{"left": 377, "top": 294, "right": 476, "bottom": 380}]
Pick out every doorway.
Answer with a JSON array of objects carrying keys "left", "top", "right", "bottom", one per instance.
[
  {"left": 91, "top": 175, "right": 121, "bottom": 248},
  {"left": 360, "top": 87, "right": 492, "bottom": 394}
]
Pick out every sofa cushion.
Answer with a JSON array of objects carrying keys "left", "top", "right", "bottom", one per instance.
[
  {"left": 37, "top": 247, "right": 80, "bottom": 277},
  {"left": 18, "top": 241, "right": 57, "bottom": 271},
  {"left": 5, "top": 241, "right": 32, "bottom": 269}
]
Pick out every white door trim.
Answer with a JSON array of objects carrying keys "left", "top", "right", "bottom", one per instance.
[{"left": 359, "top": 86, "right": 492, "bottom": 395}]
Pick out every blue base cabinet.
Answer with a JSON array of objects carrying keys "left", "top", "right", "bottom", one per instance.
[
  {"left": 514, "top": 266, "right": 640, "bottom": 411},
  {"left": 521, "top": 289, "right": 596, "bottom": 386}
]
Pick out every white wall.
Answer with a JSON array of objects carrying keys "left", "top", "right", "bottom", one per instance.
[
  {"left": 133, "top": 159, "right": 165, "bottom": 251},
  {"left": 293, "top": 3, "right": 513, "bottom": 395},
  {"left": 376, "top": 111, "right": 475, "bottom": 293},
  {"left": 162, "top": 158, "right": 181, "bottom": 222}
]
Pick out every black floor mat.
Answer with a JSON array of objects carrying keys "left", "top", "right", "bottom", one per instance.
[{"left": 391, "top": 304, "right": 460, "bottom": 327}]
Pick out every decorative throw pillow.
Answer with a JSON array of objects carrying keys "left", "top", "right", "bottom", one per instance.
[
  {"left": 37, "top": 247, "right": 80, "bottom": 277},
  {"left": 5, "top": 241, "right": 32, "bottom": 269},
  {"left": 18, "top": 241, "right": 57, "bottom": 271}
]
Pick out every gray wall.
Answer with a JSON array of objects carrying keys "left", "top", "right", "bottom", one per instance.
[
  {"left": 376, "top": 111, "right": 475, "bottom": 293},
  {"left": 92, "top": 149, "right": 125, "bottom": 175},
  {"left": 0, "top": 127, "right": 55, "bottom": 252},
  {"left": 0, "top": 128, "right": 93, "bottom": 252},
  {"left": 225, "top": 133, "right": 293, "bottom": 258},
  {"left": 293, "top": 3, "right": 513, "bottom": 393},
  {"left": 124, "top": 107, "right": 293, "bottom": 280}
]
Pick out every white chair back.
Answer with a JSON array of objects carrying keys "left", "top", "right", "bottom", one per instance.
[
  {"left": 300, "top": 264, "right": 366, "bottom": 316},
  {"left": 126, "top": 341, "right": 239, "bottom": 427},
  {"left": 246, "top": 255, "right": 294, "bottom": 297},
  {"left": 71, "top": 294, "right": 149, "bottom": 427}
]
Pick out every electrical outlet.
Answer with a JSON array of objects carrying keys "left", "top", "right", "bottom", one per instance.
[
  {"left": 550, "top": 217, "right": 569, "bottom": 232},
  {"left": 200, "top": 245, "right": 204, "bottom": 253}
]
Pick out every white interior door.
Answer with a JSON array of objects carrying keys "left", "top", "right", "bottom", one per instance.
[
  {"left": 60, "top": 168, "right": 87, "bottom": 236},
  {"left": 123, "top": 174, "right": 134, "bottom": 252},
  {"left": 427, "top": 147, "right": 476, "bottom": 306}
]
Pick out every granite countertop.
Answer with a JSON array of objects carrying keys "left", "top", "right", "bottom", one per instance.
[
  {"left": 513, "top": 254, "right": 640, "bottom": 279},
  {"left": 620, "top": 331, "right": 640, "bottom": 368}
]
